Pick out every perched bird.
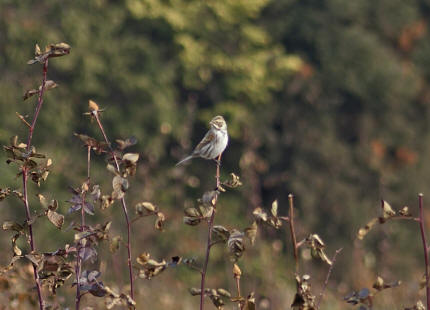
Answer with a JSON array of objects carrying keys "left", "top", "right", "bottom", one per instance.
[{"left": 176, "top": 115, "right": 228, "bottom": 166}]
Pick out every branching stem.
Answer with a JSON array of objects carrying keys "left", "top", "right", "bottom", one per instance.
[
  {"left": 93, "top": 112, "right": 134, "bottom": 300},
  {"left": 199, "top": 154, "right": 222, "bottom": 310},
  {"left": 22, "top": 59, "right": 49, "bottom": 310}
]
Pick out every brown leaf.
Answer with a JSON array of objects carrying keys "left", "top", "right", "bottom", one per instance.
[{"left": 47, "top": 210, "right": 64, "bottom": 229}]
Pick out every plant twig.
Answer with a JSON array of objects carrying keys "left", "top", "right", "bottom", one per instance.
[
  {"left": 235, "top": 276, "right": 242, "bottom": 310},
  {"left": 418, "top": 193, "right": 430, "bottom": 310},
  {"left": 200, "top": 154, "right": 222, "bottom": 310},
  {"left": 75, "top": 145, "right": 91, "bottom": 310},
  {"left": 22, "top": 59, "right": 49, "bottom": 310},
  {"left": 288, "top": 193, "right": 299, "bottom": 273},
  {"left": 93, "top": 111, "right": 134, "bottom": 300},
  {"left": 316, "top": 247, "right": 343, "bottom": 309}
]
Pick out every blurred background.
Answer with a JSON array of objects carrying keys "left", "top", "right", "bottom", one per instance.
[{"left": 1, "top": 0, "right": 430, "bottom": 308}]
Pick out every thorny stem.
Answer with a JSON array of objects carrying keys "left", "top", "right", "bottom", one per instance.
[
  {"left": 418, "top": 194, "right": 430, "bottom": 310},
  {"left": 316, "top": 248, "right": 343, "bottom": 309},
  {"left": 22, "top": 59, "right": 49, "bottom": 310},
  {"left": 93, "top": 112, "right": 134, "bottom": 300},
  {"left": 288, "top": 194, "right": 299, "bottom": 273},
  {"left": 75, "top": 146, "right": 91, "bottom": 310},
  {"left": 200, "top": 154, "right": 222, "bottom": 310}
]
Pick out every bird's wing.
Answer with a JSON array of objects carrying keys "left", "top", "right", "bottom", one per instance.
[{"left": 193, "top": 130, "right": 216, "bottom": 156}]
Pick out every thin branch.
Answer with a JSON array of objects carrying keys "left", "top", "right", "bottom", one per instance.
[
  {"left": 316, "top": 248, "right": 343, "bottom": 309},
  {"left": 200, "top": 154, "right": 222, "bottom": 310},
  {"left": 235, "top": 276, "right": 242, "bottom": 310},
  {"left": 288, "top": 193, "right": 299, "bottom": 273},
  {"left": 22, "top": 59, "right": 49, "bottom": 310},
  {"left": 93, "top": 111, "right": 134, "bottom": 300},
  {"left": 418, "top": 194, "right": 430, "bottom": 310}
]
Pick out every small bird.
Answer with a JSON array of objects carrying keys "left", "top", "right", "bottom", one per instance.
[{"left": 176, "top": 115, "right": 228, "bottom": 166}]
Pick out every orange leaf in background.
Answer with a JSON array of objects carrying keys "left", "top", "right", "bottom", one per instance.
[
  {"left": 371, "top": 140, "right": 386, "bottom": 159},
  {"left": 395, "top": 147, "right": 417, "bottom": 165},
  {"left": 299, "top": 63, "right": 314, "bottom": 78},
  {"left": 398, "top": 20, "right": 427, "bottom": 52}
]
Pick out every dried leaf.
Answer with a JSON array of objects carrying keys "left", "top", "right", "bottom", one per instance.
[
  {"left": 252, "top": 207, "right": 268, "bottom": 222},
  {"left": 244, "top": 221, "right": 258, "bottom": 245},
  {"left": 212, "top": 225, "right": 230, "bottom": 243},
  {"left": 233, "top": 264, "right": 241, "bottom": 278},
  {"left": 155, "top": 212, "right": 165, "bottom": 231},
  {"left": 122, "top": 153, "right": 139, "bottom": 163},
  {"left": 271, "top": 200, "right": 278, "bottom": 217},
  {"left": 135, "top": 202, "right": 157, "bottom": 215},
  {"left": 381, "top": 200, "right": 396, "bottom": 220},
  {"left": 228, "top": 230, "right": 245, "bottom": 262},
  {"left": 89, "top": 100, "right": 99, "bottom": 112},
  {"left": 109, "top": 236, "right": 121, "bottom": 253},
  {"left": 47, "top": 210, "right": 64, "bottom": 229}
]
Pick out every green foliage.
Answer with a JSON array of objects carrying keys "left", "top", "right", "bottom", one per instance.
[{"left": 2, "top": 0, "right": 430, "bottom": 309}]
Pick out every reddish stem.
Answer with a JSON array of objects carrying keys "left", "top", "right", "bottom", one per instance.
[
  {"left": 288, "top": 194, "right": 299, "bottom": 273},
  {"left": 93, "top": 112, "right": 134, "bottom": 300},
  {"left": 418, "top": 194, "right": 430, "bottom": 310},
  {"left": 21, "top": 59, "right": 49, "bottom": 310},
  {"left": 316, "top": 248, "right": 343, "bottom": 309},
  {"left": 200, "top": 154, "right": 222, "bottom": 310}
]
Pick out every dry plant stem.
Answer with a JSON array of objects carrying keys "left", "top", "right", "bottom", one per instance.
[
  {"left": 316, "top": 248, "right": 343, "bottom": 309},
  {"left": 235, "top": 277, "right": 242, "bottom": 310},
  {"left": 93, "top": 112, "right": 134, "bottom": 299},
  {"left": 21, "top": 59, "right": 49, "bottom": 310},
  {"left": 200, "top": 154, "right": 222, "bottom": 310},
  {"left": 418, "top": 194, "right": 430, "bottom": 310},
  {"left": 75, "top": 146, "right": 91, "bottom": 310},
  {"left": 288, "top": 194, "right": 299, "bottom": 273}
]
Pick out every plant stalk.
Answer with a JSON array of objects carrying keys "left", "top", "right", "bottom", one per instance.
[
  {"left": 316, "top": 248, "right": 343, "bottom": 309},
  {"left": 418, "top": 194, "right": 430, "bottom": 310},
  {"left": 93, "top": 112, "right": 134, "bottom": 300},
  {"left": 200, "top": 154, "right": 222, "bottom": 310},
  {"left": 75, "top": 146, "right": 91, "bottom": 310},
  {"left": 288, "top": 193, "right": 299, "bottom": 273},
  {"left": 22, "top": 59, "right": 49, "bottom": 310}
]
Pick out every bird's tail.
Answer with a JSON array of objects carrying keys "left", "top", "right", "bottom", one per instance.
[{"left": 175, "top": 155, "right": 193, "bottom": 166}]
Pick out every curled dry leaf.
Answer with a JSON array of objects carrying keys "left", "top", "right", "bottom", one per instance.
[
  {"left": 305, "top": 234, "right": 332, "bottom": 265},
  {"left": 23, "top": 80, "right": 58, "bottom": 101},
  {"left": 381, "top": 200, "right": 396, "bottom": 220},
  {"left": 228, "top": 230, "right": 245, "bottom": 262},
  {"left": 47, "top": 209, "right": 64, "bottom": 229},
  {"left": 27, "top": 42, "right": 71, "bottom": 64},
  {"left": 135, "top": 202, "right": 157, "bottom": 215},
  {"left": 88, "top": 100, "right": 99, "bottom": 112},
  {"left": 136, "top": 252, "right": 168, "bottom": 279},
  {"left": 222, "top": 173, "right": 243, "bottom": 188},
  {"left": 155, "top": 212, "right": 165, "bottom": 231},
  {"left": 291, "top": 274, "right": 316, "bottom": 310},
  {"left": 212, "top": 225, "right": 230, "bottom": 243},
  {"left": 372, "top": 276, "right": 401, "bottom": 291}
]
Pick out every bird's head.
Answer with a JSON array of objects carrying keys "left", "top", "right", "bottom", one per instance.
[{"left": 209, "top": 115, "right": 227, "bottom": 131}]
